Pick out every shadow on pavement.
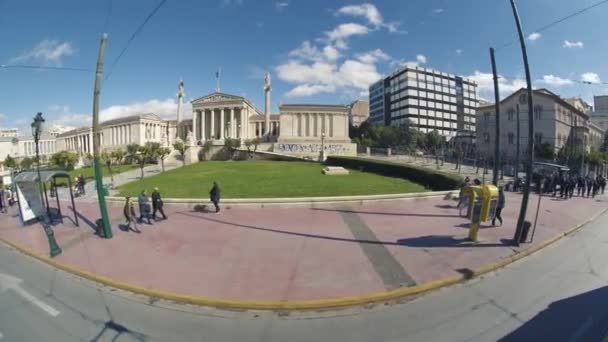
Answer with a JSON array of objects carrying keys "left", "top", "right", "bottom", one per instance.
[
  {"left": 178, "top": 212, "right": 404, "bottom": 246},
  {"left": 397, "top": 235, "right": 510, "bottom": 248},
  {"left": 499, "top": 286, "right": 608, "bottom": 341},
  {"left": 311, "top": 207, "right": 461, "bottom": 218}
]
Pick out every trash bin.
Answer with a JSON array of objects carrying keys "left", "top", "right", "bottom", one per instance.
[
  {"left": 519, "top": 221, "right": 531, "bottom": 243},
  {"left": 95, "top": 219, "right": 106, "bottom": 237}
]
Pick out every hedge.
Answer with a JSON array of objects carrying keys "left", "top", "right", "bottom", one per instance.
[{"left": 325, "top": 156, "right": 462, "bottom": 191}]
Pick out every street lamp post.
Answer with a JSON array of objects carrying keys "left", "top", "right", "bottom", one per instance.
[
  {"left": 320, "top": 132, "right": 326, "bottom": 162},
  {"left": 31, "top": 112, "right": 62, "bottom": 258}
]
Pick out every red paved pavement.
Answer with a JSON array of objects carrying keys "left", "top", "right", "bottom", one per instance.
[{"left": 0, "top": 191, "right": 606, "bottom": 302}]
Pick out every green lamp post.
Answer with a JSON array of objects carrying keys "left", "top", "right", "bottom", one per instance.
[{"left": 31, "top": 112, "right": 62, "bottom": 258}]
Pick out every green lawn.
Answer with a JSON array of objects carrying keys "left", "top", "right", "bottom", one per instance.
[{"left": 117, "top": 161, "right": 427, "bottom": 198}]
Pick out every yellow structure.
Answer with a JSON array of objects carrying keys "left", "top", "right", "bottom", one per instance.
[
  {"left": 462, "top": 184, "right": 498, "bottom": 242},
  {"left": 480, "top": 184, "right": 499, "bottom": 222}
]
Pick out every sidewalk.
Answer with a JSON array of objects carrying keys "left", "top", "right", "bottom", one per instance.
[{"left": 0, "top": 190, "right": 606, "bottom": 303}]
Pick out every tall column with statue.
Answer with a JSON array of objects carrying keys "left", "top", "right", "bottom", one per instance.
[
  {"left": 176, "top": 80, "right": 184, "bottom": 140},
  {"left": 264, "top": 73, "right": 271, "bottom": 139}
]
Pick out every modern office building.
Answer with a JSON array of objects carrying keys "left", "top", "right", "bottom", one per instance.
[
  {"left": 594, "top": 95, "right": 608, "bottom": 112},
  {"left": 368, "top": 66, "right": 478, "bottom": 139},
  {"left": 590, "top": 95, "right": 608, "bottom": 133}
]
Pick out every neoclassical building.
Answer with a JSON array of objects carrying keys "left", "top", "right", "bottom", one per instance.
[{"left": 56, "top": 74, "right": 355, "bottom": 160}]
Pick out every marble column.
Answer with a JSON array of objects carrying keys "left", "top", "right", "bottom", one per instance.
[
  {"left": 201, "top": 110, "right": 206, "bottom": 141},
  {"left": 193, "top": 110, "right": 198, "bottom": 140},
  {"left": 229, "top": 108, "right": 235, "bottom": 138},
  {"left": 210, "top": 109, "right": 216, "bottom": 140},
  {"left": 220, "top": 108, "right": 225, "bottom": 139}
]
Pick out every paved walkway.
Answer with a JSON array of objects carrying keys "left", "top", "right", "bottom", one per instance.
[{"left": 0, "top": 190, "right": 606, "bottom": 302}]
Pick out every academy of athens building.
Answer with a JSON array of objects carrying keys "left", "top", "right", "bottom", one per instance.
[{"left": 56, "top": 76, "right": 356, "bottom": 160}]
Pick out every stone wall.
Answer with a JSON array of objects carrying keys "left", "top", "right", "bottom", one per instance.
[{"left": 273, "top": 142, "right": 357, "bottom": 158}]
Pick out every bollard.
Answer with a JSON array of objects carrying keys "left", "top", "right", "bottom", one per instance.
[
  {"left": 366, "top": 147, "right": 370, "bottom": 156},
  {"left": 387, "top": 148, "right": 392, "bottom": 157}
]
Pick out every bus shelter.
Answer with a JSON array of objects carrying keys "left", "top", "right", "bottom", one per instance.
[{"left": 13, "top": 170, "right": 79, "bottom": 227}]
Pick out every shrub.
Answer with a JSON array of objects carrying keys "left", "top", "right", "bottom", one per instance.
[{"left": 325, "top": 156, "right": 462, "bottom": 191}]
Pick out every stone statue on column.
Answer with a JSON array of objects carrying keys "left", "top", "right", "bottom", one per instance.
[{"left": 264, "top": 73, "right": 271, "bottom": 140}]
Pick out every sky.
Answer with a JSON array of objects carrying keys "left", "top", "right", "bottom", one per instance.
[{"left": 1, "top": 0, "right": 608, "bottom": 134}]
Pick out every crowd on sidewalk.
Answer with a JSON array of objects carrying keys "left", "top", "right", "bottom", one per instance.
[{"left": 122, "top": 181, "right": 222, "bottom": 233}]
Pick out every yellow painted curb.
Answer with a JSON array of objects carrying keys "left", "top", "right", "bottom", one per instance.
[{"left": 1, "top": 207, "right": 606, "bottom": 311}]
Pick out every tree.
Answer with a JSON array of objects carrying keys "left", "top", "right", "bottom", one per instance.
[
  {"left": 145, "top": 142, "right": 161, "bottom": 162},
  {"left": 126, "top": 143, "right": 139, "bottom": 164},
  {"left": 20, "top": 157, "right": 33, "bottom": 170},
  {"left": 172, "top": 141, "right": 189, "bottom": 166},
  {"left": 4, "top": 155, "right": 16, "bottom": 169},
  {"left": 135, "top": 145, "right": 151, "bottom": 179},
  {"left": 425, "top": 130, "right": 444, "bottom": 153},
  {"left": 158, "top": 147, "right": 171, "bottom": 172},
  {"left": 112, "top": 148, "right": 126, "bottom": 165},
  {"left": 101, "top": 150, "right": 115, "bottom": 183},
  {"left": 223, "top": 138, "right": 242, "bottom": 160},
  {"left": 49, "top": 151, "right": 78, "bottom": 170},
  {"left": 534, "top": 143, "right": 555, "bottom": 160}
]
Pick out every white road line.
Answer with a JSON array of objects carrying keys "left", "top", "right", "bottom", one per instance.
[
  {"left": 0, "top": 330, "right": 3, "bottom": 340},
  {"left": 13, "top": 286, "right": 60, "bottom": 317}
]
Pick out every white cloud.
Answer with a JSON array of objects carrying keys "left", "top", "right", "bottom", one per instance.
[
  {"left": 527, "top": 32, "right": 542, "bottom": 41},
  {"left": 336, "top": 3, "right": 383, "bottom": 26},
  {"left": 325, "top": 23, "right": 370, "bottom": 47},
  {"left": 581, "top": 72, "right": 601, "bottom": 84},
  {"left": 537, "top": 75, "right": 573, "bottom": 86},
  {"left": 356, "top": 49, "right": 390, "bottom": 64},
  {"left": 275, "top": 1, "right": 288, "bottom": 9},
  {"left": 432, "top": 8, "right": 444, "bottom": 14},
  {"left": 323, "top": 45, "right": 340, "bottom": 61},
  {"left": 11, "top": 40, "right": 75, "bottom": 66},
  {"left": 285, "top": 84, "right": 336, "bottom": 97},
  {"left": 466, "top": 71, "right": 526, "bottom": 99},
  {"left": 456, "top": 49, "right": 463, "bottom": 55},
  {"left": 0, "top": 113, "right": 5, "bottom": 121},
  {"left": 416, "top": 54, "right": 427, "bottom": 64},
  {"left": 563, "top": 40, "right": 583, "bottom": 48},
  {"left": 391, "top": 53, "right": 428, "bottom": 68}
]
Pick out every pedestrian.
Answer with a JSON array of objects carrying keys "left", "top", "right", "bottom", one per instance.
[
  {"left": 138, "top": 190, "right": 152, "bottom": 224},
  {"left": 569, "top": 175, "right": 576, "bottom": 199},
  {"left": 78, "top": 175, "right": 86, "bottom": 195},
  {"left": 457, "top": 177, "right": 470, "bottom": 210},
  {"left": 5, "top": 187, "right": 13, "bottom": 206},
  {"left": 0, "top": 186, "right": 5, "bottom": 213},
  {"left": 600, "top": 176, "right": 606, "bottom": 195},
  {"left": 593, "top": 177, "right": 600, "bottom": 198},
  {"left": 560, "top": 175, "right": 567, "bottom": 198},
  {"left": 577, "top": 176, "right": 585, "bottom": 197},
  {"left": 586, "top": 177, "right": 593, "bottom": 198},
  {"left": 209, "top": 181, "right": 221, "bottom": 213},
  {"left": 492, "top": 186, "right": 505, "bottom": 226},
  {"left": 123, "top": 197, "right": 141, "bottom": 233},
  {"left": 151, "top": 187, "right": 167, "bottom": 220}
]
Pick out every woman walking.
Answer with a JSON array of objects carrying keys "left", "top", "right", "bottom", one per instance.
[{"left": 124, "top": 197, "right": 141, "bottom": 233}]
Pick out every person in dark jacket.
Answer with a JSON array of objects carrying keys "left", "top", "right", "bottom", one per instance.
[
  {"left": 586, "top": 177, "right": 594, "bottom": 198},
  {"left": 151, "top": 187, "right": 167, "bottom": 220},
  {"left": 78, "top": 175, "right": 86, "bottom": 195},
  {"left": 209, "top": 181, "right": 221, "bottom": 213},
  {"left": 577, "top": 176, "right": 585, "bottom": 197},
  {"left": 138, "top": 190, "right": 152, "bottom": 224},
  {"left": 492, "top": 186, "right": 506, "bottom": 226},
  {"left": 123, "top": 197, "right": 141, "bottom": 233},
  {"left": 600, "top": 176, "right": 607, "bottom": 195}
]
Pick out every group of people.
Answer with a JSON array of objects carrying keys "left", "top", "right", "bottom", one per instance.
[
  {"left": 73, "top": 175, "right": 86, "bottom": 196},
  {"left": 542, "top": 173, "right": 606, "bottom": 199},
  {"left": 122, "top": 181, "right": 221, "bottom": 233}
]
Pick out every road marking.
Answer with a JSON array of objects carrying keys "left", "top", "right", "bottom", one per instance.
[
  {"left": 338, "top": 209, "right": 416, "bottom": 289},
  {"left": 0, "top": 273, "right": 60, "bottom": 317},
  {"left": 0, "top": 330, "right": 3, "bottom": 340},
  {"left": 568, "top": 317, "right": 593, "bottom": 342}
]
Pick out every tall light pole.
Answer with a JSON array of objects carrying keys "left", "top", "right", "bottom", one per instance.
[
  {"left": 92, "top": 33, "right": 112, "bottom": 239},
  {"left": 31, "top": 113, "right": 62, "bottom": 257},
  {"left": 490, "top": 47, "right": 501, "bottom": 186},
  {"left": 510, "top": 0, "right": 536, "bottom": 246}
]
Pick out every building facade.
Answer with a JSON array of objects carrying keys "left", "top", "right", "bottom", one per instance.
[
  {"left": 368, "top": 66, "right": 478, "bottom": 139},
  {"left": 0, "top": 128, "right": 18, "bottom": 138},
  {"left": 348, "top": 100, "right": 369, "bottom": 127},
  {"left": 0, "top": 135, "right": 57, "bottom": 161},
  {"left": 476, "top": 88, "right": 604, "bottom": 162}
]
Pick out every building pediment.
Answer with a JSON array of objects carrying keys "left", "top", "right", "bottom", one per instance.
[{"left": 191, "top": 92, "right": 244, "bottom": 105}]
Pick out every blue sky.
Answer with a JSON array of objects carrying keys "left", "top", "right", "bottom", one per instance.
[{"left": 1, "top": 0, "right": 608, "bottom": 133}]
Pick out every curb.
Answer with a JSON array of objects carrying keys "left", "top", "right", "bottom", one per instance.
[
  {"left": 104, "top": 190, "right": 457, "bottom": 207},
  {"left": 1, "top": 207, "right": 606, "bottom": 311}
]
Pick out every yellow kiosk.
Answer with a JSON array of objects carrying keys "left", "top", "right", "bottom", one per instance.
[{"left": 462, "top": 184, "right": 499, "bottom": 241}]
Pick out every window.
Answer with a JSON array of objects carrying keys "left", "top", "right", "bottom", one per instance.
[
  {"left": 534, "top": 106, "right": 542, "bottom": 120},
  {"left": 508, "top": 133, "right": 514, "bottom": 144},
  {"left": 535, "top": 133, "right": 543, "bottom": 145},
  {"left": 508, "top": 109, "right": 515, "bottom": 120}
]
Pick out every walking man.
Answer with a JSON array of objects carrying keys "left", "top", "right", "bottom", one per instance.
[
  {"left": 138, "top": 190, "right": 152, "bottom": 224},
  {"left": 151, "top": 187, "right": 167, "bottom": 220},
  {"left": 600, "top": 175, "right": 606, "bottom": 195},
  {"left": 123, "top": 197, "right": 141, "bottom": 233},
  {"left": 492, "top": 186, "right": 505, "bottom": 226},
  {"left": 586, "top": 176, "right": 593, "bottom": 198},
  {"left": 78, "top": 175, "right": 86, "bottom": 195},
  {"left": 209, "top": 181, "right": 221, "bottom": 213},
  {"left": 0, "top": 186, "right": 5, "bottom": 213}
]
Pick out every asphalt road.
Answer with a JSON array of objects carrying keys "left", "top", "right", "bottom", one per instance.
[{"left": 1, "top": 209, "right": 608, "bottom": 342}]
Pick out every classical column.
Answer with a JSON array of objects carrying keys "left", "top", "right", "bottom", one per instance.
[
  {"left": 192, "top": 110, "right": 198, "bottom": 140},
  {"left": 329, "top": 115, "right": 334, "bottom": 138},
  {"left": 229, "top": 108, "right": 235, "bottom": 138},
  {"left": 201, "top": 110, "right": 206, "bottom": 141},
  {"left": 220, "top": 108, "right": 225, "bottom": 139},
  {"left": 210, "top": 109, "right": 216, "bottom": 140}
]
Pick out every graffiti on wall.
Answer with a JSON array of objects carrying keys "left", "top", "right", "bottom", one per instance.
[{"left": 275, "top": 143, "right": 352, "bottom": 155}]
